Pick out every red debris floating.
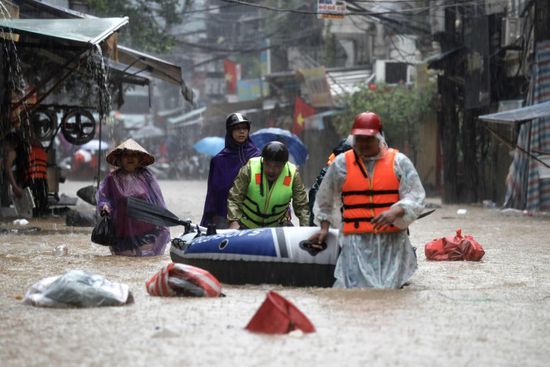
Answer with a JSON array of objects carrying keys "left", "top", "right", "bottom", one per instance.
[
  {"left": 425, "top": 229, "right": 485, "bottom": 261},
  {"left": 246, "top": 291, "right": 315, "bottom": 334}
]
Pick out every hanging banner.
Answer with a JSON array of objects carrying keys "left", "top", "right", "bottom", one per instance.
[
  {"left": 317, "top": 0, "right": 346, "bottom": 20},
  {"left": 260, "top": 40, "right": 271, "bottom": 76},
  {"left": 300, "top": 67, "right": 333, "bottom": 107},
  {"left": 224, "top": 59, "right": 240, "bottom": 95},
  {"left": 237, "top": 79, "right": 269, "bottom": 102}
]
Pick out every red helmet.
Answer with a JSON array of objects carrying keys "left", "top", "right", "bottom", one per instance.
[{"left": 351, "top": 112, "right": 382, "bottom": 136}]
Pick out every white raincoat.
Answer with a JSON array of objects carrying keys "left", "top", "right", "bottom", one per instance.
[{"left": 313, "top": 139, "right": 425, "bottom": 288}]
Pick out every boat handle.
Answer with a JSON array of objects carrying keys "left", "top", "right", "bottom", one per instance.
[
  {"left": 299, "top": 240, "right": 327, "bottom": 256},
  {"left": 218, "top": 239, "right": 229, "bottom": 250}
]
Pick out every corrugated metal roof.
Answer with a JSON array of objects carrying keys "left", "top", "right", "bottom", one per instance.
[
  {"left": 0, "top": 17, "right": 128, "bottom": 45},
  {"left": 117, "top": 46, "right": 190, "bottom": 96},
  {"left": 326, "top": 69, "right": 374, "bottom": 97}
]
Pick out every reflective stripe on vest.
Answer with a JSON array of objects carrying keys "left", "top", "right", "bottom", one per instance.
[
  {"left": 341, "top": 148, "right": 400, "bottom": 234},
  {"left": 240, "top": 157, "right": 296, "bottom": 228},
  {"left": 26, "top": 145, "right": 48, "bottom": 180}
]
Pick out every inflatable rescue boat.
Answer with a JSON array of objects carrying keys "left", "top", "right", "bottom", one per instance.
[{"left": 170, "top": 226, "right": 340, "bottom": 287}]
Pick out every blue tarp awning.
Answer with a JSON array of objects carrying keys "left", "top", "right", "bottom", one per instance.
[{"left": 478, "top": 101, "right": 550, "bottom": 124}]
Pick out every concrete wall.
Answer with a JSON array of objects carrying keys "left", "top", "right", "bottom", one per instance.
[
  {"left": 300, "top": 120, "right": 342, "bottom": 188},
  {"left": 415, "top": 112, "right": 438, "bottom": 194}
]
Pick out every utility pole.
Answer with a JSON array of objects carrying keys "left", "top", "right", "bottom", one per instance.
[
  {"left": 438, "top": 0, "right": 460, "bottom": 203},
  {"left": 534, "top": 0, "right": 550, "bottom": 42}
]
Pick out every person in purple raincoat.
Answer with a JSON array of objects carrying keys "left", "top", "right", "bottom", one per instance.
[
  {"left": 200, "top": 113, "right": 260, "bottom": 229},
  {"left": 97, "top": 139, "right": 170, "bottom": 256}
]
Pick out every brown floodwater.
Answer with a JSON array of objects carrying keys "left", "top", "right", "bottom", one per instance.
[{"left": 1, "top": 180, "right": 549, "bottom": 366}]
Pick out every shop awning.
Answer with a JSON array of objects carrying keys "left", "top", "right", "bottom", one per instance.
[
  {"left": 0, "top": 15, "right": 193, "bottom": 103},
  {"left": 0, "top": 17, "right": 128, "bottom": 46},
  {"left": 29, "top": 39, "right": 151, "bottom": 87},
  {"left": 168, "top": 106, "right": 206, "bottom": 125},
  {"left": 157, "top": 105, "right": 187, "bottom": 118},
  {"left": 108, "top": 62, "right": 151, "bottom": 86},
  {"left": 5, "top": 1, "right": 193, "bottom": 102},
  {"left": 426, "top": 47, "right": 463, "bottom": 70},
  {"left": 117, "top": 46, "right": 194, "bottom": 102},
  {"left": 305, "top": 110, "right": 344, "bottom": 130},
  {"left": 327, "top": 69, "right": 374, "bottom": 97},
  {"left": 478, "top": 101, "right": 550, "bottom": 124}
]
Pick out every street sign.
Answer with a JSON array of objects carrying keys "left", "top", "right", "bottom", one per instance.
[{"left": 317, "top": 0, "right": 346, "bottom": 20}]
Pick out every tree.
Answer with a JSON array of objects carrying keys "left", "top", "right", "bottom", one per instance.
[
  {"left": 334, "top": 82, "right": 436, "bottom": 163},
  {"left": 87, "top": 0, "right": 193, "bottom": 53}
]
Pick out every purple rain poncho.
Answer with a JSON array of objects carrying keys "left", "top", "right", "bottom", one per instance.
[
  {"left": 96, "top": 168, "right": 170, "bottom": 256},
  {"left": 200, "top": 133, "right": 260, "bottom": 227}
]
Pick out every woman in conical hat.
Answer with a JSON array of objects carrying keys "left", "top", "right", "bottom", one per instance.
[{"left": 96, "top": 138, "right": 170, "bottom": 256}]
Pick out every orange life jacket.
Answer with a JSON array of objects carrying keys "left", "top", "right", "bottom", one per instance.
[
  {"left": 341, "top": 148, "right": 401, "bottom": 234},
  {"left": 327, "top": 153, "right": 336, "bottom": 166},
  {"left": 26, "top": 145, "right": 48, "bottom": 181}
]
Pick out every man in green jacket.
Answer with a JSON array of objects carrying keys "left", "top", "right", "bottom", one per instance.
[{"left": 227, "top": 141, "right": 310, "bottom": 229}]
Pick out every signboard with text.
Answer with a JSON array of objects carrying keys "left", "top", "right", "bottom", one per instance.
[
  {"left": 237, "top": 79, "right": 269, "bottom": 102},
  {"left": 317, "top": 0, "right": 346, "bottom": 20},
  {"left": 301, "top": 67, "right": 333, "bottom": 107}
]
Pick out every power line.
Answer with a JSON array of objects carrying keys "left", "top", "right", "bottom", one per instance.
[
  {"left": 184, "top": 25, "right": 321, "bottom": 54},
  {"left": 183, "top": 4, "right": 237, "bottom": 14},
  {"left": 176, "top": 8, "right": 320, "bottom": 57},
  {"left": 191, "top": 26, "right": 325, "bottom": 67},
  {"left": 218, "top": 0, "right": 487, "bottom": 17},
  {"left": 214, "top": 0, "right": 434, "bottom": 34},
  {"left": 187, "top": 0, "right": 496, "bottom": 68},
  {"left": 345, "top": 1, "right": 430, "bottom": 34}
]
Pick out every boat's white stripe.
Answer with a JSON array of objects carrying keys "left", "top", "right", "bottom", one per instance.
[
  {"left": 271, "top": 228, "right": 281, "bottom": 257},
  {"left": 171, "top": 249, "right": 335, "bottom": 265}
]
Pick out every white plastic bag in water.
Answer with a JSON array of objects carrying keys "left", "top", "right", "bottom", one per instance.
[{"left": 23, "top": 270, "right": 133, "bottom": 308}]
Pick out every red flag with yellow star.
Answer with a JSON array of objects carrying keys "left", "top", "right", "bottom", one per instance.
[
  {"left": 224, "top": 59, "right": 239, "bottom": 94},
  {"left": 293, "top": 96, "right": 316, "bottom": 135}
]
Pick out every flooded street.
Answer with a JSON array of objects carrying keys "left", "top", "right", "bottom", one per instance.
[{"left": 1, "top": 179, "right": 549, "bottom": 366}]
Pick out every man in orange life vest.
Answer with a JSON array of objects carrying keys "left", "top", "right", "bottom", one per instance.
[
  {"left": 4, "top": 127, "right": 49, "bottom": 217},
  {"left": 309, "top": 112, "right": 425, "bottom": 288},
  {"left": 29, "top": 125, "right": 50, "bottom": 216},
  {"left": 30, "top": 125, "right": 50, "bottom": 214}
]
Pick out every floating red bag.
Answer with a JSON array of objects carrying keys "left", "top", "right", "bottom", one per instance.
[
  {"left": 425, "top": 229, "right": 485, "bottom": 261},
  {"left": 146, "top": 263, "right": 222, "bottom": 297},
  {"left": 246, "top": 291, "right": 315, "bottom": 334}
]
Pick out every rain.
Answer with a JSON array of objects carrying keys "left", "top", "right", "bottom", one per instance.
[{"left": 1, "top": 1, "right": 549, "bottom": 366}]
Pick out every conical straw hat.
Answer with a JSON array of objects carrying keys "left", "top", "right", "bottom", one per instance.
[{"left": 106, "top": 138, "right": 155, "bottom": 167}]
